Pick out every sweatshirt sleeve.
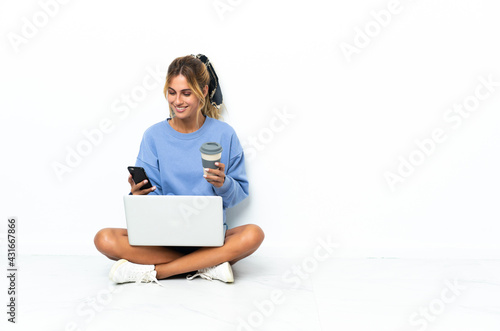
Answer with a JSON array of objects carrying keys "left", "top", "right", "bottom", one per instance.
[
  {"left": 134, "top": 131, "right": 162, "bottom": 195},
  {"left": 213, "top": 137, "right": 249, "bottom": 209}
]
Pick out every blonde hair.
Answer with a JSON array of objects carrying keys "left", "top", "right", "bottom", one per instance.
[{"left": 164, "top": 55, "right": 222, "bottom": 120}]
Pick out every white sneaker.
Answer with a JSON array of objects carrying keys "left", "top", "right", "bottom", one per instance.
[
  {"left": 109, "top": 259, "right": 161, "bottom": 285},
  {"left": 186, "top": 262, "right": 234, "bottom": 283}
]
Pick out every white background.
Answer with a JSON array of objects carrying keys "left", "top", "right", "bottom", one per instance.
[{"left": 1, "top": 0, "right": 499, "bottom": 258}]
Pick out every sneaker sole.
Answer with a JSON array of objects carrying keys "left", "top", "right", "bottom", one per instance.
[{"left": 109, "top": 259, "right": 129, "bottom": 282}]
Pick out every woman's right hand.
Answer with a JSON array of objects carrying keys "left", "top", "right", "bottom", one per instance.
[{"left": 128, "top": 174, "right": 156, "bottom": 195}]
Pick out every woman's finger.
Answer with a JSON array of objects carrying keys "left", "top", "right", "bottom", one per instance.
[
  {"left": 205, "top": 168, "right": 225, "bottom": 181},
  {"left": 215, "top": 162, "right": 225, "bottom": 172}
]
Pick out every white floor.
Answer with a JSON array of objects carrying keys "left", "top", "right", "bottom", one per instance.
[{"left": 1, "top": 255, "right": 499, "bottom": 331}]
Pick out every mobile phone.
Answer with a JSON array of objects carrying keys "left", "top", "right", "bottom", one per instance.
[{"left": 128, "top": 166, "right": 153, "bottom": 189}]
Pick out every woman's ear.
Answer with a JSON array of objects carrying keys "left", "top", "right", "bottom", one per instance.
[{"left": 203, "top": 85, "right": 209, "bottom": 97}]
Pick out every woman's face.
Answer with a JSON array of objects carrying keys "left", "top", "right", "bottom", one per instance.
[{"left": 167, "top": 75, "right": 202, "bottom": 120}]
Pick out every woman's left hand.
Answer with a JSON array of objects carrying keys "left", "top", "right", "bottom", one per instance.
[{"left": 204, "top": 162, "right": 226, "bottom": 188}]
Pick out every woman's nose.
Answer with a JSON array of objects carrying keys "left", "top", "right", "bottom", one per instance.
[{"left": 175, "top": 94, "right": 182, "bottom": 105}]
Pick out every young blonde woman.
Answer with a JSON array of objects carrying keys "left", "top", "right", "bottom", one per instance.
[{"left": 94, "top": 54, "right": 264, "bottom": 284}]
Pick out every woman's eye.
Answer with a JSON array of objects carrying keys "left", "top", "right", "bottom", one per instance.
[{"left": 183, "top": 93, "right": 191, "bottom": 97}]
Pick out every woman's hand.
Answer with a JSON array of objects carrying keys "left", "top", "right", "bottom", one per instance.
[
  {"left": 204, "top": 162, "right": 226, "bottom": 188},
  {"left": 128, "top": 174, "right": 156, "bottom": 195}
]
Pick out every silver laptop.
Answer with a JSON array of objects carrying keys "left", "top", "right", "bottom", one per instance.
[{"left": 123, "top": 195, "right": 224, "bottom": 247}]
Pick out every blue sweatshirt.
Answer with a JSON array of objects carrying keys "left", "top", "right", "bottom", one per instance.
[{"left": 135, "top": 116, "right": 249, "bottom": 225}]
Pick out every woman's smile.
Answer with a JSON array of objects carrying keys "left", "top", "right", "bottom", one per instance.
[{"left": 174, "top": 106, "right": 187, "bottom": 113}]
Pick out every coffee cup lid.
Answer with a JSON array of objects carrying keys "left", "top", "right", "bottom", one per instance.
[{"left": 200, "top": 142, "right": 223, "bottom": 155}]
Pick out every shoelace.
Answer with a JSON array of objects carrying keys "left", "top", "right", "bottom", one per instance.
[
  {"left": 186, "top": 267, "right": 214, "bottom": 281},
  {"left": 135, "top": 270, "right": 164, "bottom": 287}
]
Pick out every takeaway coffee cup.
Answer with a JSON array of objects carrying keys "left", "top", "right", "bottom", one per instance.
[{"left": 200, "top": 142, "right": 223, "bottom": 176}]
